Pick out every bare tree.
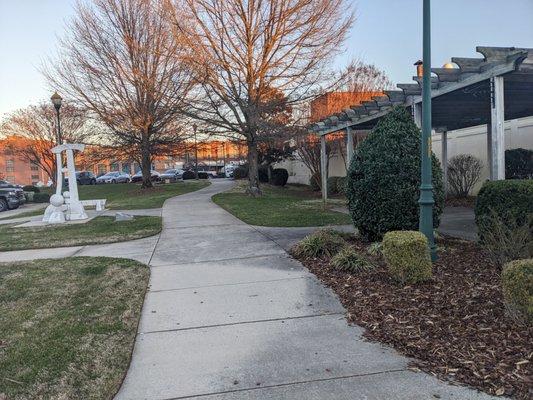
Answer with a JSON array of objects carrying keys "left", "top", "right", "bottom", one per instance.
[
  {"left": 447, "top": 154, "right": 483, "bottom": 198},
  {"left": 45, "top": 0, "right": 194, "bottom": 188},
  {"left": 0, "top": 102, "right": 89, "bottom": 183},
  {"left": 342, "top": 60, "right": 392, "bottom": 93},
  {"left": 294, "top": 133, "right": 333, "bottom": 189},
  {"left": 165, "top": 0, "right": 354, "bottom": 195}
]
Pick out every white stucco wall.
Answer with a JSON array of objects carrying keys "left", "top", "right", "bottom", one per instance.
[{"left": 277, "top": 115, "right": 533, "bottom": 189}]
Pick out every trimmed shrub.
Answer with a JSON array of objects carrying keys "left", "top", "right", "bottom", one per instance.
[
  {"left": 233, "top": 165, "right": 248, "bottom": 180},
  {"left": 292, "top": 229, "right": 346, "bottom": 258},
  {"left": 32, "top": 193, "right": 51, "bottom": 203},
  {"left": 182, "top": 170, "right": 195, "bottom": 180},
  {"left": 198, "top": 171, "right": 209, "bottom": 179},
  {"left": 382, "top": 230, "right": 432, "bottom": 284},
  {"left": 327, "top": 176, "right": 341, "bottom": 195},
  {"left": 22, "top": 185, "right": 40, "bottom": 193},
  {"left": 336, "top": 176, "right": 347, "bottom": 196},
  {"left": 475, "top": 180, "right": 533, "bottom": 247},
  {"left": 505, "top": 148, "right": 533, "bottom": 180},
  {"left": 309, "top": 172, "right": 321, "bottom": 191},
  {"left": 501, "top": 259, "right": 533, "bottom": 323},
  {"left": 447, "top": 154, "right": 483, "bottom": 198},
  {"left": 258, "top": 166, "right": 269, "bottom": 183},
  {"left": 346, "top": 106, "right": 445, "bottom": 241},
  {"left": 271, "top": 168, "right": 289, "bottom": 186},
  {"left": 331, "top": 246, "right": 374, "bottom": 273}
]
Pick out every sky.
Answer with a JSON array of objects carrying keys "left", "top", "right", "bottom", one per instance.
[{"left": 0, "top": 0, "right": 532, "bottom": 119}]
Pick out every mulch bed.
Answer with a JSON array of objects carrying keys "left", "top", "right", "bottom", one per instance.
[{"left": 292, "top": 237, "right": 532, "bottom": 399}]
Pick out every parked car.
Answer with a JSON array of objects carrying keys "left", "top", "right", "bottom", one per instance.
[
  {"left": 159, "top": 169, "right": 184, "bottom": 183},
  {"left": 96, "top": 171, "right": 131, "bottom": 184},
  {"left": 0, "top": 180, "right": 25, "bottom": 211},
  {"left": 130, "top": 170, "right": 161, "bottom": 183},
  {"left": 64, "top": 171, "right": 96, "bottom": 186}
]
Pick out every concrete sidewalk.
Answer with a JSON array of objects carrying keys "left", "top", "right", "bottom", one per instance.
[{"left": 113, "top": 180, "right": 495, "bottom": 400}]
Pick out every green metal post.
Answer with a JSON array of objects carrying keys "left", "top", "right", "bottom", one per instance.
[{"left": 419, "top": 0, "right": 437, "bottom": 261}]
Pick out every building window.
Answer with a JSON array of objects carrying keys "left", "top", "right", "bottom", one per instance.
[
  {"left": 30, "top": 162, "right": 39, "bottom": 171},
  {"left": 97, "top": 164, "right": 107, "bottom": 175},
  {"left": 31, "top": 174, "right": 39, "bottom": 181},
  {"left": 110, "top": 162, "right": 119, "bottom": 171},
  {"left": 6, "top": 159, "right": 14, "bottom": 172},
  {"left": 6, "top": 176, "right": 15, "bottom": 183}
]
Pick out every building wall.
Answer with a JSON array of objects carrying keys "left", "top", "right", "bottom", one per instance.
[
  {"left": 0, "top": 140, "right": 48, "bottom": 185},
  {"left": 432, "top": 115, "right": 533, "bottom": 193},
  {"left": 310, "top": 92, "right": 382, "bottom": 123}
]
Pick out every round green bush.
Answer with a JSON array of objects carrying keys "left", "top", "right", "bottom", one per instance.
[
  {"left": 382, "top": 230, "right": 432, "bottom": 284},
  {"left": 271, "top": 168, "right": 289, "bottom": 186},
  {"left": 505, "top": 148, "right": 533, "bottom": 179},
  {"left": 327, "top": 177, "right": 341, "bottom": 195},
  {"left": 346, "top": 106, "right": 445, "bottom": 241},
  {"left": 258, "top": 166, "right": 269, "bottom": 183},
  {"left": 309, "top": 172, "right": 321, "bottom": 192},
  {"left": 501, "top": 259, "right": 533, "bottom": 323},
  {"left": 233, "top": 166, "right": 248, "bottom": 180},
  {"left": 336, "top": 176, "right": 347, "bottom": 196},
  {"left": 22, "top": 185, "right": 40, "bottom": 193},
  {"left": 182, "top": 170, "right": 195, "bottom": 180},
  {"left": 292, "top": 229, "right": 346, "bottom": 258},
  {"left": 32, "top": 193, "right": 51, "bottom": 203}
]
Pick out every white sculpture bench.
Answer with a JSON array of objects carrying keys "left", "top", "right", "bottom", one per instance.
[{"left": 80, "top": 199, "right": 107, "bottom": 211}]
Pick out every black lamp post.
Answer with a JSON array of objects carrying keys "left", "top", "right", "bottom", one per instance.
[
  {"left": 51, "top": 92, "right": 63, "bottom": 145},
  {"left": 193, "top": 123, "right": 199, "bottom": 180}
]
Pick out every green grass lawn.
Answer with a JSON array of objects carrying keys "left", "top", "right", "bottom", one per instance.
[
  {"left": 42, "top": 181, "right": 210, "bottom": 209},
  {"left": 212, "top": 183, "right": 352, "bottom": 227},
  {"left": 0, "top": 216, "right": 161, "bottom": 251},
  {"left": 0, "top": 257, "right": 149, "bottom": 400},
  {"left": 0, "top": 207, "right": 46, "bottom": 221}
]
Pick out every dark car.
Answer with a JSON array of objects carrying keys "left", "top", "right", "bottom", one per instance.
[
  {"left": 64, "top": 171, "right": 96, "bottom": 186},
  {"left": 131, "top": 170, "right": 160, "bottom": 183},
  {"left": 159, "top": 169, "right": 184, "bottom": 183},
  {"left": 0, "top": 180, "right": 25, "bottom": 211}
]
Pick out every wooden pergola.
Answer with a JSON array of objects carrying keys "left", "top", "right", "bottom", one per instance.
[{"left": 309, "top": 46, "right": 533, "bottom": 200}]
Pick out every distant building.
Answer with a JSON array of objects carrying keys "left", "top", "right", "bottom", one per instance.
[
  {"left": 0, "top": 137, "right": 48, "bottom": 185},
  {"left": 310, "top": 91, "right": 382, "bottom": 123}
]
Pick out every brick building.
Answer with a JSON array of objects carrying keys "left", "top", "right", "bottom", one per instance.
[
  {"left": 0, "top": 137, "right": 48, "bottom": 185},
  {"left": 309, "top": 91, "right": 383, "bottom": 123}
]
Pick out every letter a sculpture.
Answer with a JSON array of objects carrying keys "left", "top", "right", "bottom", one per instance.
[{"left": 43, "top": 143, "right": 88, "bottom": 223}]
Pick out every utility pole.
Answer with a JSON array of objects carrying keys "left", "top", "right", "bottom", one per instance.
[{"left": 418, "top": 0, "right": 437, "bottom": 261}]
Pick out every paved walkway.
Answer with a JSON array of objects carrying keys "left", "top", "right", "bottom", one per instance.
[{"left": 0, "top": 180, "right": 495, "bottom": 399}]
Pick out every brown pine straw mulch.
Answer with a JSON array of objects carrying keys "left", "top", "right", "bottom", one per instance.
[{"left": 292, "top": 237, "right": 532, "bottom": 399}]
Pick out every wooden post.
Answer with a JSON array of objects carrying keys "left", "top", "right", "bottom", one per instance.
[
  {"left": 320, "top": 135, "right": 328, "bottom": 205},
  {"left": 346, "top": 126, "right": 354, "bottom": 170},
  {"left": 490, "top": 76, "right": 505, "bottom": 180},
  {"left": 442, "top": 130, "right": 448, "bottom": 195}
]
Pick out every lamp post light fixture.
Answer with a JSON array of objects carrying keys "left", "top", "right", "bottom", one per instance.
[
  {"left": 192, "top": 123, "right": 199, "bottom": 180},
  {"left": 50, "top": 91, "right": 63, "bottom": 145},
  {"left": 418, "top": 0, "right": 437, "bottom": 261}
]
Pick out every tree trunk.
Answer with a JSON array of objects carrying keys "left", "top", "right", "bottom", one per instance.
[
  {"left": 246, "top": 140, "right": 261, "bottom": 196},
  {"left": 141, "top": 136, "right": 153, "bottom": 189}
]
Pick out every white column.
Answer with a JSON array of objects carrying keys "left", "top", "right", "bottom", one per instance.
[
  {"left": 346, "top": 126, "right": 354, "bottom": 170},
  {"left": 413, "top": 102, "right": 422, "bottom": 129},
  {"left": 442, "top": 131, "right": 448, "bottom": 194},
  {"left": 490, "top": 76, "right": 505, "bottom": 180},
  {"left": 320, "top": 135, "right": 328, "bottom": 203}
]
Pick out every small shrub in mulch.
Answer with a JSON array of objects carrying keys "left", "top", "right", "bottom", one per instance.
[
  {"left": 291, "top": 229, "right": 345, "bottom": 258},
  {"left": 291, "top": 237, "right": 533, "bottom": 399},
  {"left": 331, "top": 246, "right": 374, "bottom": 273},
  {"left": 382, "top": 230, "right": 432, "bottom": 284}
]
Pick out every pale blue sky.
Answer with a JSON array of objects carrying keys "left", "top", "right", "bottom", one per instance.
[{"left": 0, "top": 0, "right": 532, "bottom": 118}]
